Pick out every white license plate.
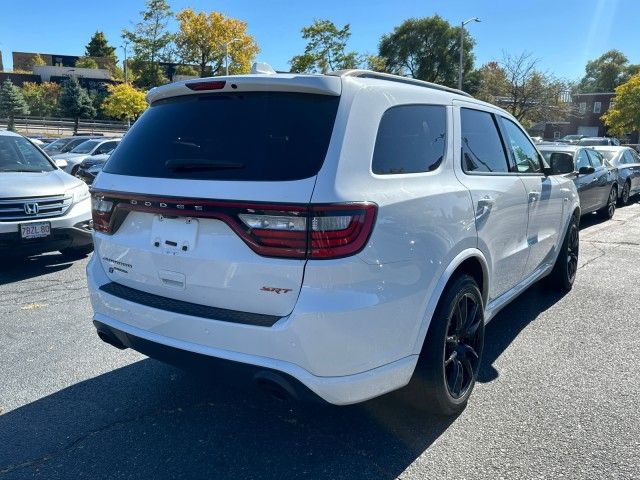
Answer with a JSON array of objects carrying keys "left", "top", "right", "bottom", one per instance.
[{"left": 20, "top": 222, "right": 51, "bottom": 239}]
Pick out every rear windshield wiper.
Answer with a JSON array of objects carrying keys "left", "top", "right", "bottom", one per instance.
[{"left": 165, "top": 158, "right": 244, "bottom": 170}]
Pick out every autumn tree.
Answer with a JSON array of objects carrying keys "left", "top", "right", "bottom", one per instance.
[
  {"left": 175, "top": 9, "right": 259, "bottom": 77},
  {"left": 102, "top": 83, "right": 147, "bottom": 122},
  {"left": 289, "top": 20, "right": 360, "bottom": 73},
  {"left": 29, "top": 54, "right": 46, "bottom": 67},
  {"left": 21, "top": 81, "right": 61, "bottom": 117},
  {"left": 579, "top": 50, "right": 640, "bottom": 93},
  {"left": 602, "top": 73, "right": 640, "bottom": 136},
  {"left": 123, "top": 0, "right": 174, "bottom": 89},
  {"left": 0, "top": 79, "right": 30, "bottom": 130},
  {"left": 378, "top": 16, "right": 475, "bottom": 88},
  {"left": 59, "top": 78, "right": 96, "bottom": 134}
]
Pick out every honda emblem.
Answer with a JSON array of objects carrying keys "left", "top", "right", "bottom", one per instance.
[{"left": 24, "top": 203, "right": 39, "bottom": 215}]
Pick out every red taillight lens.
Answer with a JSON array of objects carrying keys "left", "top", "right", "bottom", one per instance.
[
  {"left": 185, "top": 80, "right": 226, "bottom": 91},
  {"left": 90, "top": 190, "right": 376, "bottom": 259}
]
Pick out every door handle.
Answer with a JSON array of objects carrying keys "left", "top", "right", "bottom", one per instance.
[
  {"left": 476, "top": 197, "right": 495, "bottom": 222},
  {"left": 528, "top": 192, "right": 540, "bottom": 203}
]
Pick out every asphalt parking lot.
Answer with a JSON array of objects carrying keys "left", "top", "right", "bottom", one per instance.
[{"left": 1, "top": 203, "right": 639, "bottom": 480}]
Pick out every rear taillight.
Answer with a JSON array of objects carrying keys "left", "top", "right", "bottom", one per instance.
[{"left": 91, "top": 191, "right": 376, "bottom": 260}]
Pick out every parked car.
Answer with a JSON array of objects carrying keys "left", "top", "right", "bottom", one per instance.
[
  {"left": 539, "top": 145, "right": 618, "bottom": 219},
  {"left": 577, "top": 137, "right": 620, "bottom": 146},
  {"left": 87, "top": 70, "right": 579, "bottom": 415},
  {"left": 29, "top": 136, "right": 56, "bottom": 144},
  {"left": 0, "top": 130, "right": 93, "bottom": 257},
  {"left": 558, "top": 134, "right": 585, "bottom": 144},
  {"left": 53, "top": 138, "right": 120, "bottom": 175},
  {"left": 593, "top": 146, "right": 640, "bottom": 205},
  {"left": 43, "top": 135, "right": 98, "bottom": 156},
  {"left": 75, "top": 153, "right": 111, "bottom": 185}
]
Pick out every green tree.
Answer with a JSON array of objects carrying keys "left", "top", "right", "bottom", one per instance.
[
  {"left": 123, "top": 0, "right": 174, "bottom": 89},
  {"left": 59, "top": 78, "right": 96, "bottom": 134},
  {"left": 579, "top": 50, "right": 640, "bottom": 93},
  {"left": 602, "top": 73, "right": 640, "bottom": 136},
  {"left": 365, "top": 55, "right": 387, "bottom": 72},
  {"left": 174, "top": 64, "right": 199, "bottom": 76},
  {"left": 289, "top": 20, "right": 360, "bottom": 73},
  {"left": 85, "top": 31, "right": 117, "bottom": 60},
  {"left": 378, "top": 16, "right": 475, "bottom": 88},
  {"left": 175, "top": 8, "right": 259, "bottom": 77},
  {"left": 21, "top": 81, "right": 61, "bottom": 117},
  {"left": 0, "top": 79, "right": 30, "bottom": 130},
  {"left": 101, "top": 83, "right": 147, "bottom": 121},
  {"left": 75, "top": 56, "right": 99, "bottom": 69}
]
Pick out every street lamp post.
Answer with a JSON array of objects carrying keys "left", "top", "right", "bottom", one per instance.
[
  {"left": 221, "top": 38, "right": 240, "bottom": 76},
  {"left": 458, "top": 17, "right": 480, "bottom": 91},
  {"left": 120, "top": 41, "right": 129, "bottom": 84}
]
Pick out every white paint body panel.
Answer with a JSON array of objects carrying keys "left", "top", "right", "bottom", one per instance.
[{"left": 88, "top": 73, "right": 579, "bottom": 404}]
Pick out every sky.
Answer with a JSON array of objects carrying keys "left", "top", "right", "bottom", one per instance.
[{"left": 0, "top": 0, "right": 638, "bottom": 81}]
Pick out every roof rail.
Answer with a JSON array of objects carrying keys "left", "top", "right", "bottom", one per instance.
[{"left": 328, "top": 69, "right": 472, "bottom": 98}]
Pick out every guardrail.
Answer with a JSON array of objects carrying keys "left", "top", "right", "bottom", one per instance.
[{"left": 0, "top": 116, "right": 128, "bottom": 136}]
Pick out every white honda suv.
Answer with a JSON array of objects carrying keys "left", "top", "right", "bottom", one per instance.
[{"left": 87, "top": 70, "right": 579, "bottom": 414}]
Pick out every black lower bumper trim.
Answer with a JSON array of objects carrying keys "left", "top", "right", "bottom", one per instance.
[
  {"left": 99, "top": 282, "right": 281, "bottom": 327},
  {"left": 93, "top": 320, "right": 322, "bottom": 403},
  {"left": 0, "top": 226, "right": 92, "bottom": 255}
]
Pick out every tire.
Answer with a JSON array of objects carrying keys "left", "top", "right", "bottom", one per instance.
[
  {"left": 545, "top": 215, "right": 579, "bottom": 292},
  {"left": 619, "top": 181, "right": 631, "bottom": 206},
  {"left": 59, "top": 244, "right": 93, "bottom": 259},
  {"left": 405, "top": 274, "right": 484, "bottom": 415},
  {"left": 598, "top": 186, "right": 617, "bottom": 219},
  {"left": 70, "top": 165, "right": 80, "bottom": 176}
]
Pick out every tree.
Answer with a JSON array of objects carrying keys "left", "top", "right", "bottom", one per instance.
[
  {"left": 101, "top": 83, "right": 147, "bottom": 122},
  {"left": 175, "top": 9, "right": 259, "bottom": 77},
  {"left": 378, "top": 16, "right": 475, "bottom": 88},
  {"left": 85, "top": 31, "right": 117, "bottom": 60},
  {"left": 21, "top": 81, "right": 61, "bottom": 117},
  {"left": 59, "top": 78, "right": 96, "bottom": 134},
  {"left": 365, "top": 55, "right": 387, "bottom": 72},
  {"left": 579, "top": 50, "right": 640, "bottom": 93},
  {"left": 75, "top": 56, "right": 99, "bottom": 69},
  {"left": 0, "top": 79, "right": 30, "bottom": 130},
  {"left": 289, "top": 20, "right": 360, "bottom": 73},
  {"left": 123, "top": 0, "right": 174, "bottom": 89},
  {"left": 477, "top": 53, "right": 571, "bottom": 126},
  {"left": 30, "top": 54, "right": 46, "bottom": 68},
  {"left": 602, "top": 73, "right": 640, "bottom": 136},
  {"left": 174, "top": 64, "right": 199, "bottom": 76}
]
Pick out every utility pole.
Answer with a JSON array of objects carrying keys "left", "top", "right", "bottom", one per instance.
[
  {"left": 221, "top": 38, "right": 240, "bottom": 76},
  {"left": 458, "top": 17, "right": 480, "bottom": 90}
]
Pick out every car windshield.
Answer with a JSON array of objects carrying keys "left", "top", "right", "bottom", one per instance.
[
  {"left": 597, "top": 150, "right": 618, "bottom": 163},
  {"left": 562, "top": 135, "right": 581, "bottom": 140},
  {"left": 70, "top": 139, "right": 101, "bottom": 154},
  {"left": 43, "top": 138, "right": 70, "bottom": 151},
  {"left": 0, "top": 136, "right": 55, "bottom": 172},
  {"left": 578, "top": 138, "right": 607, "bottom": 145}
]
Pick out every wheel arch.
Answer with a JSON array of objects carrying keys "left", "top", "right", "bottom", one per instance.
[{"left": 411, "top": 248, "right": 489, "bottom": 355}]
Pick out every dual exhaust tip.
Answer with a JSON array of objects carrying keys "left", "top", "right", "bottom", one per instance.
[{"left": 96, "top": 328, "right": 297, "bottom": 402}]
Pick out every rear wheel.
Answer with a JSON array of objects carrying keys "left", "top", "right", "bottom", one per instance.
[
  {"left": 545, "top": 215, "right": 579, "bottom": 291},
  {"left": 598, "top": 186, "right": 617, "bottom": 219},
  {"left": 619, "top": 181, "right": 631, "bottom": 206},
  {"left": 406, "top": 274, "right": 484, "bottom": 415}
]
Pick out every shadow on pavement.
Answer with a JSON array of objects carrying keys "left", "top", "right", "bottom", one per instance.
[
  {"left": 0, "top": 285, "right": 566, "bottom": 480},
  {"left": 0, "top": 253, "right": 79, "bottom": 285}
]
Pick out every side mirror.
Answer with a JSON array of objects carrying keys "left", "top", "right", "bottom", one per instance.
[
  {"left": 55, "top": 159, "right": 68, "bottom": 169},
  {"left": 578, "top": 166, "right": 595, "bottom": 175},
  {"left": 549, "top": 153, "right": 575, "bottom": 175}
]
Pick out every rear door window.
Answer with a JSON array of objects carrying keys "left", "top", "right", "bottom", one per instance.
[
  {"left": 372, "top": 105, "right": 446, "bottom": 174},
  {"left": 103, "top": 92, "right": 340, "bottom": 181},
  {"left": 460, "top": 108, "right": 509, "bottom": 173}
]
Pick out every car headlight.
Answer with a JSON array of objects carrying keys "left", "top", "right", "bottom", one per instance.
[{"left": 66, "top": 183, "right": 90, "bottom": 204}]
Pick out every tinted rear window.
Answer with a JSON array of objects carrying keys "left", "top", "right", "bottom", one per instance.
[{"left": 103, "top": 92, "right": 340, "bottom": 181}]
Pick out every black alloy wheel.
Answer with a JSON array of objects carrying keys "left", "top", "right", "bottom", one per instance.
[
  {"left": 566, "top": 221, "right": 579, "bottom": 285},
  {"left": 599, "top": 186, "right": 617, "bottom": 219},
  {"left": 443, "top": 292, "right": 483, "bottom": 399},
  {"left": 621, "top": 181, "right": 631, "bottom": 206}
]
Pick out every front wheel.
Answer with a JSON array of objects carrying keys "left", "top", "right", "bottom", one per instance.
[
  {"left": 598, "top": 186, "right": 617, "bottom": 219},
  {"left": 619, "top": 181, "right": 631, "bottom": 206},
  {"left": 545, "top": 215, "right": 579, "bottom": 291},
  {"left": 405, "top": 274, "right": 484, "bottom": 415}
]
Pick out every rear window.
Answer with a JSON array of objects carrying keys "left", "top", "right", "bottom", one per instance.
[{"left": 103, "top": 92, "right": 340, "bottom": 181}]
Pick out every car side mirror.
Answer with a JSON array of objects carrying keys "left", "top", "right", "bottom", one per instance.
[
  {"left": 578, "top": 166, "right": 595, "bottom": 175},
  {"left": 55, "top": 159, "right": 68, "bottom": 169},
  {"left": 549, "top": 153, "right": 575, "bottom": 175}
]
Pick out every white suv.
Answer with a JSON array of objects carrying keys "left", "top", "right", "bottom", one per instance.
[{"left": 87, "top": 70, "right": 580, "bottom": 414}]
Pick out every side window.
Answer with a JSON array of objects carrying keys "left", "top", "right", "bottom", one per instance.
[
  {"left": 623, "top": 150, "right": 636, "bottom": 165},
  {"left": 587, "top": 149, "right": 603, "bottom": 167},
  {"left": 372, "top": 105, "right": 446, "bottom": 175},
  {"left": 499, "top": 117, "right": 542, "bottom": 173},
  {"left": 576, "top": 150, "right": 590, "bottom": 170},
  {"left": 97, "top": 141, "right": 116, "bottom": 154},
  {"left": 460, "top": 108, "right": 509, "bottom": 173},
  {"left": 631, "top": 150, "right": 640, "bottom": 164}
]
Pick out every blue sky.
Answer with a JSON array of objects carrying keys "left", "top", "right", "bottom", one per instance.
[{"left": 0, "top": 0, "right": 638, "bottom": 81}]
